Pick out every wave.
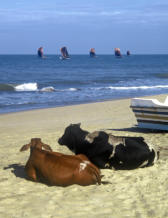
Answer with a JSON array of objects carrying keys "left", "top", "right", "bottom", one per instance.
[
  {"left": 0, "top": 84, "right": 15, "bottom": 91},
  {"left": 40, "top": 87, "right": 80, "bottom": 92},
  {"left": 15, "top": 83, "right": 38, "bottom": 91},
  {"left": 109, "top": 85, "right": 168, "bottom": 90},
  {"left": 0, "top": 82, "right": 80, "bottom": 93},
  {"left": 54, "top": 88, "right": 80, "bottom": 92},
  {"left": 0, "top": 83, "right": 38, "bottom": 92},
  {"left": 15, "top": 83, "right": 56, "bottom": 92},
  {"left": 92, "top": 85, "right": 168, "bottom": 91},
  {"left": 1, "top": 82, "right": 168, "bottom": 93},
  {"left": 69, "top": 88, "right": 79, "bottom": 91},
  {"left": 40, "top": 86, "right": 55, "bottom": 92}
]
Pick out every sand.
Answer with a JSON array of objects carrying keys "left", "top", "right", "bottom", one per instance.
[{"left": 1, "top": 94, "right": 168, "bottom": 218}]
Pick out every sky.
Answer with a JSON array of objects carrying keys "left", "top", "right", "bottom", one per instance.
[{"left": 0, "top": 0, "right": 168, "bottom": 54}]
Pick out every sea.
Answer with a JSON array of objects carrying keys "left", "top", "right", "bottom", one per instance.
[{"left": 0, "top": 54, "right": 168, "bottom": 114}]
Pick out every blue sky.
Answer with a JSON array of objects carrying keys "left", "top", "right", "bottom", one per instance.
[{"left": 0, "top": 0, "right": 168, "bottom": 54}]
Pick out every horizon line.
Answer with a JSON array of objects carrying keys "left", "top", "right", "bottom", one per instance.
[{"left": 0, "top": 53, "right": 168, "bottom": 55}]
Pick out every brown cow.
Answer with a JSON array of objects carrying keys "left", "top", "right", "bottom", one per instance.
[{"left": 20, "top": 138, "right": 101, "bottom": 186}]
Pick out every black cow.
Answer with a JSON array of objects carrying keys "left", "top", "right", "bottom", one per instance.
[{"left": 58, "top": 123, "right": 159, "bottom": 170}]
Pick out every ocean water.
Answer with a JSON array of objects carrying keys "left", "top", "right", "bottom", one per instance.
[{"left": 0, "top": 54, "right": 168, "bottom": 114}]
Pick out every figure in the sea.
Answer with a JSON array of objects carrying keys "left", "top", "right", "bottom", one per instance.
[
  {"left": 114, "top": 48, "right": 122, "bottom": 57},
  {"left": 60, "top": 46, "right": 70, "bottom": 59},
  {"left": 127, "top": 50, "right": 130, "bottom": 56},
  {"left": 90, "top": 48, "right": 96, "bottom": 57},
  {"left": 37, "top": 47, "right": 44, "bottom": 58}
]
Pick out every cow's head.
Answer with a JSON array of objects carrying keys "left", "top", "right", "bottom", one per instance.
[
  {"left": 20, "top": 138, "right": 52, "bottom": 152},
  {"left": 58, "top": 123, "right": 81, "bottom": 151}
]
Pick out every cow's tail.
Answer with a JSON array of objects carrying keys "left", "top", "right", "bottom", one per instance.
[
  {"left": 147, "top": 145, "right": 159, "bottom": 167},
  {"left": 87, "top": 164, "right": 102, "bottom": 185},
  {"left": 152, "top": 148, "right": 160, "bottom": 164},
  {"left": 144, "top": 140, "right": 159, "bottom": 166}
]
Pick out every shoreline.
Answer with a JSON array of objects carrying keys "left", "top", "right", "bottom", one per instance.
[
  {"left": 0, "top": 96, "right": 137, "bottom": 116},
  {"left": 1, "top": 93, "right": 167, "bottom": 116},
  {"left": 1, "top": 94, "right": 168, "bottom": 218}
]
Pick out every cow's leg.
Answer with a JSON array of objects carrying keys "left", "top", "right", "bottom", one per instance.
[{"left": 25, "top": 164, "right": 37, "bottom": 182}]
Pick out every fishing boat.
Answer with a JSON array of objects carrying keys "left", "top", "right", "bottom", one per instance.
[
  {"left": 89, "top": 48, "right": 96, "bottom": 57},
  {"left": 114, "top": 48, "right": 122, "bottom": 57},
  {"left": 37, "top": 47, "right": 44, "bottom": 58},
  {"left": 127, "top": 50, "right": 130, "bottom": 56},
  {"left": 60, "top": 46, "right": 70, "bottom": 60},
  {"left": 130, "top": 96, "right": 168, "bottom": 131}
]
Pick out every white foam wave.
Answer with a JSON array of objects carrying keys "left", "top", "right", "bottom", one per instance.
[
  {"left": 69, "top": 88, "right": 78, "bottom": 91},
  {"left": 108, "top": 85, "right": 168, "bottom": 90},
  {"left": 55, "top": 88, "right": 79, "bottom": 92},
  {"left": 15, "top": 83, "right": 38, "bottom": 91},
  {"left": 40, "top": 86, "right": 55, "bottom": 92}
]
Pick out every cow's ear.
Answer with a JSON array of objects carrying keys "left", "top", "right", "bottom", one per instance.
[
  {"left": 20, "top": 143, "right": 31, "bottom": 152},
  {"left": 42, "top": 143, "right": 53, "bottom": 151}
]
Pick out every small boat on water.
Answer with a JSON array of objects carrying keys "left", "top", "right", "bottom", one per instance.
[
  {"left": 60, "top": 46, "right": 70, "bottom": 60},
  {"left": 89, "top": 48, "right": 96, "bottom": 57},
  {"left": 127, "top": 50, "right": 130, "bottom": 56},
  {"left": 130, "top": 96, "right": 168, "bottom": 131},
  {"left": 37, "top": 47, "right": 44, "bottom": 58},
  {"left": 114, "top": 48, "right": 122, "bottom": 57}
]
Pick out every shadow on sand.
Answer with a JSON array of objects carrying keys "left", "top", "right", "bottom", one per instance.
[
  {"left": 4, "top": 164, "right": 26, "bottom": 179},
  {"left": 3, "top": 164, "right": 51, "bottom": 186},
  {"left": 105, "top": 126, "right": 168, "bottom": 134}
]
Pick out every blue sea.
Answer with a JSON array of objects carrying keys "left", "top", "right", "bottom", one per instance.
[{"left": 0, "top": 54, "right": 168, "bottom": 114}]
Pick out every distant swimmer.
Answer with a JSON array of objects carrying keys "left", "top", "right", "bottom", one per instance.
[
  {"left": 90, "top": 48, "right": 96, "bottom": 57},
  {"left": 114, "top": 48, "right": 122, "bottom": 57},
  {"left": 127, "top": 50, "right": 131, "bottom": 56},
  {"left": 37, "top": 47, "right": 44, "bottom": 58},
  {"left": 60, "top": 46, "right": 70, "bottom": 59}
]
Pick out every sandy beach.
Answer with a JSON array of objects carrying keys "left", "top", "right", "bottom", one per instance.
[{"left": 1, "top": 94, "right": 168, "bottom": 218}]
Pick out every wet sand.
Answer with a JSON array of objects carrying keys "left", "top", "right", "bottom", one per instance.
[{"left": 1, "top": 94, "right": 168, "bottom": 218}]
